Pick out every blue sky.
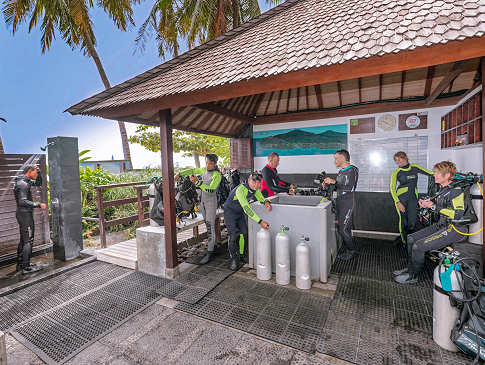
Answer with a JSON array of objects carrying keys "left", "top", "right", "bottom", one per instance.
[{"left": 0, "top": 1, "right": 271, "bottom": 168}]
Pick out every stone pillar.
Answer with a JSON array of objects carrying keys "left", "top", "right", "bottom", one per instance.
[
  {"left": 48, "top": 137, "right": 83, "bottom": 261},
  {"left": 136, "top": 226, "right": 179, "bottom": 279}
]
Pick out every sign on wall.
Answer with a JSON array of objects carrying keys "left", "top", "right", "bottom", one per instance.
[
  {"left": 253, "top": 124, "right": 347, "bottom": 157},
  {"left": 398, "top": 112, "right": 428, "bottom": 130},
  {"left": 350, "top": 117, "right": 375, "bottom": 134}
]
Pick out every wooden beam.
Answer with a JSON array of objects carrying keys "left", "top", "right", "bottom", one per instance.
[
  {"left": 159, "top": 110, "right": 178, "bottom": 270},
  {"left": 305, "top": 86, "right": 310, "bottom": 109},
  {"left": 86, "top": 37, "right": 485, "bottom": 120},
  {"left": 296, "top": 87, "right": 300, "bottom": 111},
  {"left": 251, "top": 93, "right": 266, "bottom": 116},
  {"left": 424, "top": 66, "right": 435, "bottom": 97},
  {"left": 255, "top": 96, "right": 462, "bottom": 125},
  {"left": 195, "top": 102, "right": 253, "bottom": 123},
  {"left": 315, "top": 84, "right": 324, "bottom": 108},
  {"left": 379, "top": 74, "right": 383, "bottom": 100},
  {"left": 337, "top": 81, "right": 342, "bottom": 106},
  {"left": 400, "top": 71, "right": 406, "bottom": 98},
  {"left": 263, "top": 91, "right": 275, "bottom": 115},
  {"left": 358, "top": 78, "right": 362, "bottom": 103},
  {"left": 275, "top": 90, "right": 283, "bottom": 114},
  {"left": 425, "top": 62, "right": 465, "bottom": 105},
  {"left": 286, "top": 88, "right": 291, "bottom": 112},
  {"left": 481, "top": 58, "right": 485, "bottom": 274}
]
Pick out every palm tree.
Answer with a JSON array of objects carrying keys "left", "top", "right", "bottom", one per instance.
[
  {"left": 2, "top": 0, "right": 137, "bottom": 168},
  {"left": 0, "top": 117, "right": 5, "bottom": 154},
  {"left": 137, "top": 0, "right": 281, "bottom": 60}
]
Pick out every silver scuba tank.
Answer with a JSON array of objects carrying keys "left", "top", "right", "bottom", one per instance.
[
  {"left": 296, "top": 235, "right": 311, "bottom": 290},
  {"left": 256, "top": 228, "right": 272, "bottom": 281},
  {"left": 433, "top": 261, "right": 463, "bottom": 352},
  {"left": 275, "top": 226, "right": 290, "bottom": 285}
]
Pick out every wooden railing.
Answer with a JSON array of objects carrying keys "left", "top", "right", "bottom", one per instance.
[{"left": 95, "top": 182, "right": 149, "bottom": 248}]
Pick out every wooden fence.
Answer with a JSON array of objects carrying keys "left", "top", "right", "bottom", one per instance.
[
  {"left": 95, "top": 182, "right": 150, "bottom": 248},
  {"left": 0, "top": 154, "right": 49, "bottom": 259}
]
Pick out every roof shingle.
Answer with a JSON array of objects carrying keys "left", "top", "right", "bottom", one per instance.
[{"left": 68, "top": 0, "right": 485, "bottom": 115}]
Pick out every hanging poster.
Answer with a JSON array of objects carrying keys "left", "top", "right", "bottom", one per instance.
[
  {"left": 253, "top": 124, "right": 347, "bottom": 157},
  {"left": 398, "top": 112, "right": 428, "bottom": 130}
]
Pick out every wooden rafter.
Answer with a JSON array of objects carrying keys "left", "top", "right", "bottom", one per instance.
[
  {"left": 305, "top": 86, "right": 310, "bottom": 109},
  {"left": 315, "top": 84, "right": 324, "bottom": 108},
  {"left": 251, "top": 93, "right": 265, "bottom": 116},
  {"left": 296, "top": 87, "right": 300, "bottom": 111},
  {"left": 400, "top": 71, "right": 406, "bottom": 98},
  {"left": 425, "top": 62, "right": 465, "bottom": 105},
  {"left": 263, "top": 91, "right": 275, "bottom": 116},
  {"left": 195, "top": 102, "right": 253, "bottom": 123},
  {"left": 358, "top": 78, "right": 362, "bottom": 103},
  {"left": 337, "top": 81, "right": 342, "bottom": 106},
  {"left": 424, "top": 66, "right": 435, "bottom": 97},
  {"left": 275, "top": 90, "right": 283, "bottom": 114},
  {"left": 379, "top": 74, "right": 383, "bottom": 100},
  {"left": 255, "top": 96, "right": 461, "bottom": 125},
  {"left": 287, "top": 88, "right": 291, "bottom": 112}
]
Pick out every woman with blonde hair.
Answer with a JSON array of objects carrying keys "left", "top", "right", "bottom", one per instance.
[{"left": 394, "top": 161, "right": 468, "bottom": 285}]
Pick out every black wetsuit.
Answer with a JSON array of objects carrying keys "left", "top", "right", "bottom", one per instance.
[
  {"left": 407, "top": 184, "right": 467, "bottom": 276},
  {"left": 14, "top": 175, "right": 42, "bottom": 270},
  {"left": 260, "top": 164, "right": 290, "bottom": 198},
  {"left": 334, "top": 165, "right": 359, "bottom": 252},
  {"left": 223, "top": 183, "right": 267, "bottom": 262},
  {"left": 390, "top": 164, "right": 433, "bottom": 242}
]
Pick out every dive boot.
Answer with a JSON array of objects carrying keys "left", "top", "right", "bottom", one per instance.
[
  {"left": 393, "top": 267, "right": 408, "bottom": 276},
  {"left": 394, "top": 272, "right": 418, "bottom": 285},
  {"left": 228, "top": 238, "right": 240, "bottom": 271},
  {"left": 22, "top": 265, "right": 41, "bottom": 275},
  {"left": 198, "top": 251, "right": 215, "bottom": 265}
]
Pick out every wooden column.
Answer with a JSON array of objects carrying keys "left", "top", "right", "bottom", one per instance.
[
  {"left": 159, "top": 109, "right": 178, "bottom": 269},
  {"left": 481, "top": 58, "right": 485, "bottom": 276}
]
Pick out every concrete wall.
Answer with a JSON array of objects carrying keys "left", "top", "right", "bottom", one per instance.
[{"left": 254, "top": 87, "right": 483, "bottom": 176}]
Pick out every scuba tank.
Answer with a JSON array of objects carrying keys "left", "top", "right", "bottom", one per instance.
[
  {"left": 468, "top": 183, "right": 482, "bottom": 244},
  {"left": 256, "top": 228, "right": 272, "bottom": 281},
  {"left": 296, "top": 235, "right": 311, "bottom": 290},
  {"left": 275, "top": 226, "right": 290, "bottom": 285},
  {"left": 433, "top": 250, "right": 463, "bottom": 352}
]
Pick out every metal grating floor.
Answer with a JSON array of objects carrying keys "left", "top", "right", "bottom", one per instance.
[
  {"left": 2, "top": 261, "right": 172, "bottom": 365},
  {"left": 156, "top": 254, "right": 234, "bottom": 304},
  {"left": 175, "top": 238, "right": 474, "bottom": 364}
]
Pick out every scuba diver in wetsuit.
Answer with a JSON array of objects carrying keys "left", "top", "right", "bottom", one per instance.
[
  {"left": 322, "top": 149, "right": 359, "bottom": 261},
  {"left": 394, "top": 161, "right": 468, "bottom": 285},
  {"left": 224, "top": 173, "right": 272, "bottom": 271},
  {"left": 176, "top": 154, "right": 222, "bottom": 264},
  {"left": 260, "top": 152, "right": 295, "bottom": 198},
  {"left": 390, "top": 151, "right": 434, "bottom": 246},
  {"left": 14, "top": 165, "right": 47, "bottom": 274}
]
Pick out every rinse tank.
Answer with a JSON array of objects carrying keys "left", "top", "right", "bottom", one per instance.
[{"left": 248, "top": 194, "right": 337, "bottom": 283}]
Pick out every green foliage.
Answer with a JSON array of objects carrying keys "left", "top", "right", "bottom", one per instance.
[
  {"left": 136, "top": 0, "right": 282, "bottom": 60},
  {"left": 78, "top": 149, "right": 92, "bottom": 163},
  {"left": 129, "top": 126, "right": 230, "bottom": 167}
]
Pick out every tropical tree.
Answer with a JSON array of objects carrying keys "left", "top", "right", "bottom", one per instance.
[
  {"left": 2, "top": 0, "right": 137, "bottom": 168},
  {"left": 129, "top": 126, "right": 230, "bottom": 167},
  {"left": 136, "top": 0, "right": 282, "bottom": 59}
]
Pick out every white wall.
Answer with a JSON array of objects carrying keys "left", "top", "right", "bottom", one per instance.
[{"left": 254, "top": 88, "right": 482, "bottom": 175}]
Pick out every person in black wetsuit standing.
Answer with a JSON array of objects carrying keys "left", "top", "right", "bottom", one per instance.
[
  {"left": 322, "top": 149, "right": 359, "bottom": 261},
  {"left": 14, "top": 165, "right": 47, "bottom": 274},
  {"left": 390, "top": 151, "right": 433, "bottom": 246}
]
